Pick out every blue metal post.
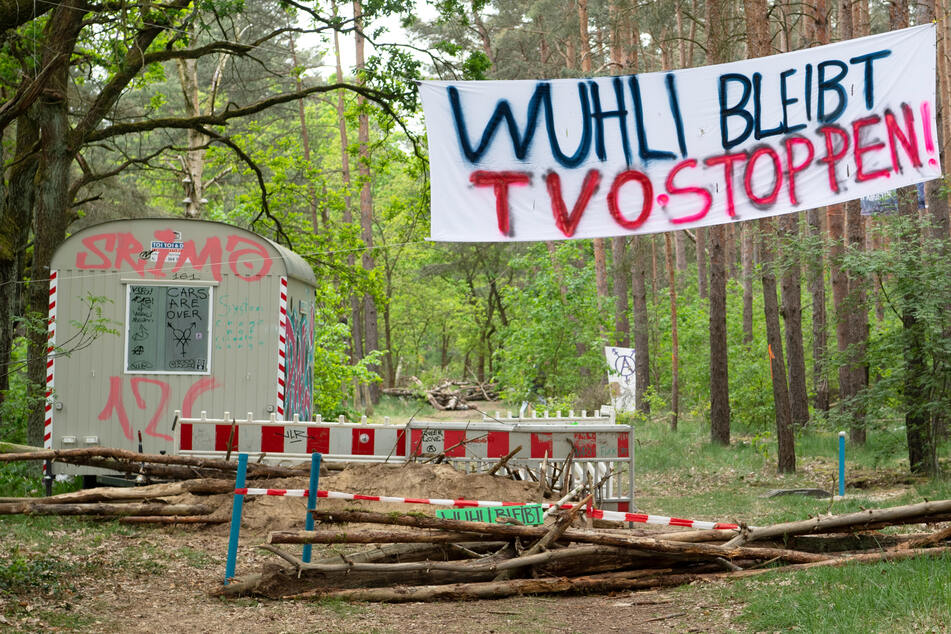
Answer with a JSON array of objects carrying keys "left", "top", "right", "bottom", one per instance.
[
  {"left": 838, "top": 431, "right": 846, "bottom": 497},
  {"left": 224, "top": 453, "right": 248, "bottom": 584},
  {"left": 302, "top": 452, "right": 323, "bottom": 563}
]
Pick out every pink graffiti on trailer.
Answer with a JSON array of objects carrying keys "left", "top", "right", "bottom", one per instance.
[{"left": 75, "top": 229, "right": 272, "bottom": 282}]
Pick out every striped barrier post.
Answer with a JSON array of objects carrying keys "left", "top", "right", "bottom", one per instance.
[
  {"left": 838, "top": 431, "right": 846, "bottom": 497},
  {"left": 224, "top": 453, "right": 248, "bottom": 584},
  {"left": 302, "top": 452, "right": 322, "bottom": 563}
]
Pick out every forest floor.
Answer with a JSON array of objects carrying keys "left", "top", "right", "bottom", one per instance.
[{"left": 0, "top": 402, "right": 943, "bottom": 633}]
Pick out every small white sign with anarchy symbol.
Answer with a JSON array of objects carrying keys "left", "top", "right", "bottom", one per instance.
[{"left": 604, "top": 346, "right": 636, "bottom": 412}]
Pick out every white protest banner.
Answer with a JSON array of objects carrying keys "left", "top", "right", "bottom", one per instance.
[
  {"left": 605, "top": 346, "right": 636, "bottom": 412},
  {"left": 421, "top": 25, "right": 940, "bottom": 242}
]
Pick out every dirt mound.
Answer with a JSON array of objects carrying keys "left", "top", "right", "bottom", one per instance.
[{"left": 184, "top": 462, "right": 546, "bottom": 536}]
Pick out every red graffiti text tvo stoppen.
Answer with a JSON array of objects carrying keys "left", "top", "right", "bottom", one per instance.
[{"left": 471, "top": 103, "right": 932, "bottom": 238}]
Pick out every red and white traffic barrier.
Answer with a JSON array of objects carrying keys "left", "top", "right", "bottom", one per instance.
[{"left": 234, "top": 487, "right": 740, "bottom": 531}]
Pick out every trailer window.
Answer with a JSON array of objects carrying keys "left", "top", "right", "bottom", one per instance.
[{"left": 125, "top": 285, "right": 212, "bottom": 374}]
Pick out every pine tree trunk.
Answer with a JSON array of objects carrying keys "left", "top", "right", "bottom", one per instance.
[
  {"left": 631, "top": 237, "right": 650, "bottom": 414},
  {"left": 845, "top": 200, "right": 868, "bottom": 444},
  {"left": 807, "top": 208, "right": 830, "bottom": 412},
  {"left": 706, "top": 0, "right": 730, "bottom": 445},
  {"left": 612, "top": 237, "right": 630, "bottom": 347},
  {"left": 288, "top": 31, "right": 320, "bottom": 231},
  {"left": 899, "top": 189, "right": 938, "bottom": 475},
  {"left": 354, "top": 0, "right": 379, "bottom": 408},
  {"left": 828, "top": 203, "right": 850, "bottom": 412},
  {"left": 807, "top": 0, "right": 831, "bottom": 415},
  {"left": 761, "top": 220, "right": 796, "bottom": 473},
  {"left": 696, "top": 227, "right": 708, "bottom": 299},
  {"left": 779, "top": 216, "right": 809, "bottom": 427},
  {"left": 333, "top": 11, "right": 363, "bottom": 411},
  {"left": 664, "top": 234, "right": 679, "bottom": 430},
  {"left": 709, "top": 225, "right": 730, "bottom": 445},
  {"left": 741, "top": 223, "right": 754, "bottom": 344}
]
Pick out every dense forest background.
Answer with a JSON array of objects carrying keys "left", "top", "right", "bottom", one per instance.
[{"left": 0, "top": 0, "right": 949, "bottom": 477}]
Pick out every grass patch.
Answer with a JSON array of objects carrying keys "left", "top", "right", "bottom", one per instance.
[
  {"left": 706, "top": 552, "right": 951, "bottom": 632},
  {"left": 0, "top": 549, "right": 75, "bottom": 596},
  {"left": 122, "top": 543, "right": 168, "bottom": 575},
  {"left": 311, "top": 597, "right": 367, "bottom": 617},
  {"left": 177, "top": 545, "right": 213, "bottom": 569}
]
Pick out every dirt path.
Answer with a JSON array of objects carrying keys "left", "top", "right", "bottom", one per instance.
[{"left": 1, "top": 524, "right": 739, "bottom": 633}]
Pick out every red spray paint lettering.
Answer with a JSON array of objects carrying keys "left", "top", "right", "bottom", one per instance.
[
  {"left": 98, "top": 376, "right": 222, "bottom": 442},
  {"left": 76, "top": 230, "right": 272, "bottom": 282},
  {"left": 469, "top": 101, "right": 931, "bottom": 236}
]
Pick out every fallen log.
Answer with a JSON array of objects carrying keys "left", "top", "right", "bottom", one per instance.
[
  {"left": 311, "top": 542, "right": 505, "bottom": 567},
  {"left": 723, "top": 499, "right": 951, "bottom": 547},
  {"left": 272, "top": 529, "right": 499, "bottom": 544},
  {"left": 0, "top": 478, "right": 233, "bottom": 505},
  {"left": 286, "top": 545, "right": 951, "bottom": 602},
  {"left": 288, "top": 567, "right": 688, "bottom": 602},
  {"left": 261, "top": 543, "right": 642, "bottom": 576},
  {"left": 0, "top": 502, "right": 214, "bottom": 516},
  {"left": 295, "top": 510, "right": 828, "bottom": 564},
  {"left": 118, "top": 515, "right": 228, "bottom": 524},
  {"left": 0, "top": 447, "right": 307, "bottom": 478}
]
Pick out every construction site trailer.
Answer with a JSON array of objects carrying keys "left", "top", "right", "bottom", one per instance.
[{"left": 46, "top": 218, "right": 317, "bottom": 474}]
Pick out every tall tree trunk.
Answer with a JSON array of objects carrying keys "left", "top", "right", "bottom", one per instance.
[
  {"left": 762, "top": 223, "right": 795, "bottom": 473},
  {"left": 707, "top": 0, "right": 731, "bottom": 445},
  {"left": 696, "top": 227, "right": 708, "bottom": 299},
  {"left": 708, "top": 226, "right": 730, "bottom": 445},
  {"left": 577, "top": 0, "right": 608, "bottom": 305},
  {"left": 898, "top": 187, "right": 938, "bottom": 475},
  {"left": 0, "top": 115, "right": 38, "bottom": 418},
  {"left": 175, "top": 56, "right": 208, "bottom": 219},
  {"left": 780, "top": 218, "right": 809, "bottom": 427},
  {"left": 631, "top": 237, "right": 650, "bottom": 414},
  {"left": 844, "top": 199, "right": 868, "bottom": 444},
  {"left": 288, "top": 31, "right": 320, "bottom": 231},
  {"left": 807, "top": 208, "right": 830, "bottom": 412},
  {"left": 744, "top": 0, "right": 790, "bottom": 466},
  {"left": 333, "top": 5, "right": 363, "bottom": 411},
  {"left": 807, "top": 0, "right": 830, "bottom": 414},
  {"left": 26, "top": 1, "right": 86, "bottom": 448},
  {"left": 354, "top": 0, "right": 379, "bottom": 408},
  {"left": 921, "top": 0, "right": 951, "bottom": 443},
  {"left": 828, "top": 203, "right": 850, "bottom": 411},
  {"left": 664, "top": 233, "right": 679, "bottom": 431},
  {"left": 612, "top": 238, "right": 630, "bottom": 346},
  {"left": 843, "top": 0, "right": 871, "bottom": 446},
  {"left": 740, "top": 223, "right": 754, "bottom": 344}
]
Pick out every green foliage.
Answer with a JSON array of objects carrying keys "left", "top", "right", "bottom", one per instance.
[
  {"left": 462, "top": 51, "right": 492, "bottom": 79},
  {"left": 493, "top": 242, "right": 608, "bottom": 406},
  {"left": 0, "top": 548, "right": 74, "bottom": 596}
]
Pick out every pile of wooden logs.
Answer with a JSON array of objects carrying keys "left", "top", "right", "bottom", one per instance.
[
  {"left": 0, "top": 478, "right": 233, "bottom": 523},
  {"left": 237, "top": 499, "right": 951, "bottom": 601},
  {"left": 0, "top": 445, "right": 308, "bottom": 523},
  {"left": 383, "top": 378, "right": 498, "bottom": 410}
]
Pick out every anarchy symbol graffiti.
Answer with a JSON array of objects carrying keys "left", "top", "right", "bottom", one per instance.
[{"left": 611, "top": 347, "right": 636, "bottom": 386}]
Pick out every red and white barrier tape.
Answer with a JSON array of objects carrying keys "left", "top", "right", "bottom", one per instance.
[{"left": 233, "top": 487, "right": 739, "bottom": 531}]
